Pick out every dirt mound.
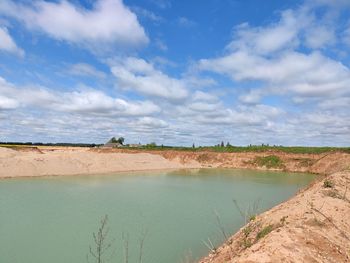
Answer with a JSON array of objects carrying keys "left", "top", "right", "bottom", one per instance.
[
  {"left": 310, "top": 152, "right": 350, "bottom": 175},
  {"left": 199, "top": 170, "right": 350, "bottom": 263},
  {"left": 0, "top": 147, "right": 18, "bottom": 158},
  {"left": 156, "top": 150, "right": 350, "bottom": 175}
]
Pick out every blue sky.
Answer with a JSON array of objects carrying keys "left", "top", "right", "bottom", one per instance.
[{"left": 0, "top": 0, "right": 349, "bottom": 146}]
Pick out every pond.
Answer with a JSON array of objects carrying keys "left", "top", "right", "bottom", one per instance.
[{"left": 0, "top": 168, "right": 315, "bottom": 263}]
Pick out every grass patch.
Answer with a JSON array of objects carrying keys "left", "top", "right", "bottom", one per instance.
[
  {"left": 136, "top": 145, "right": 350, "bottom": 154},
  {"left": 256, "top": 225, "right": 274, "bottom": 240},
  {"left": 323, "top": 180, "right": 334, "bottom": 188},
  {"left": 2, "top": 143, "right": 349, "bottom": 154},
  {"left": 254, "top": 155, "right": 284, "bottom": 168}
]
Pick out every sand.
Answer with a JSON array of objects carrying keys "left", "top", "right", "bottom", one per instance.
[
  {"left": 0, "top": 146, "right": 201, "bottom": 178},
  {"left": 199, "top": 170, "right": 350, "bottom": 263},
  {"left": 2, "top": 146, "right": 349, "bottom": 179}
]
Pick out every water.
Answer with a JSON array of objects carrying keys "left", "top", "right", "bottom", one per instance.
[{"left": 0, "top": 168, "right": 315, "bottom": 263}]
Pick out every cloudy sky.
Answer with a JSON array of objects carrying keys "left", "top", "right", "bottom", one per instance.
[{"left": 0, "top": 0, "right": 349, "bottom": 146}]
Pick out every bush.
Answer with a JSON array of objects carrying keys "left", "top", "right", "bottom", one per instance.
[
  {"left": 254, "top": 155, "right": 284, "bottom": 168},
  {"left": 256, "top": 224, "right": 274, "bottom": 240},
  {"left": 323, "top": 180, "right": 334, "bottom": 188}
]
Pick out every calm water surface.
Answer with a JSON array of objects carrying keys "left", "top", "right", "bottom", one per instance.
[{"left": 0, "top": 168, "right": 315, "bottom": 263}]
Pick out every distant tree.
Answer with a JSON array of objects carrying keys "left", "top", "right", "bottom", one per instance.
[
  {"left": 117, "top": 137, "right": 125, "bottom": 145},
  {"left": 226, "top": 142, "right": 231, "bottom": 147},
  {"left": 108, "top": 137, "right": 124, "bottom": 145},
  {"left": 192, "top": 143, "right": 195, "bottom": 148},
  {"left": 109, "top": 137, "right": 117, "bottom": 143},
  {"left": 221, "top": 141, "right": 224, "bottom": 147}
]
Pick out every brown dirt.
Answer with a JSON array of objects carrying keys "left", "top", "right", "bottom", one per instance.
[
  {"left": 141, "top": 150, "right": 350, "bottom": 175},
  {"left": 199, "top": 170, "right": 350, "bottom": 263}
]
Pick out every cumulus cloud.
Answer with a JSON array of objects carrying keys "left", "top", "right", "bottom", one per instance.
[
  {"left": 111, "top": 57, "right": 188, "bottom": 101},
  {"left": 200, "top": 51, "right": 350, "bottom": 98},
  {"left": 198, "top": 0, "right": 350, "bottom": 105},
  {"left": 0, "top": 95, "right": 18, "bottom": 110},
  {"left": 135, "top": 117, "right": 168, "bottom": 128},
  {"left": 0, "top": 76, "right": 159, "bottom": 117},
  {"left": 305, "top": 25, "right": 335, "bottom": 49},
  {"left": 0, "top": 26, "right": 24, "bottom": 57},
  {"left": 0, "top": 0, "right": 148, "bottom": 50},
  {"left": 192, "top": 91, "right": 218, "bottom": 102},
  {"left": 1, "top": 0, "right": 349, "bottom": 146},
  {"left": 228, "top": 10, "right": 301, "bottom": 55}
]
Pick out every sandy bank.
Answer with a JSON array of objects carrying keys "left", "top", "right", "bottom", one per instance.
[
  {"left": 0, "top": 147, "right": 201, "bottom": 178},
  {"left": 199, "top": 172, "right": 350, "bottom": 262},
  {"left": 1, "top": 146, "right": 349, "bottom": 178}
]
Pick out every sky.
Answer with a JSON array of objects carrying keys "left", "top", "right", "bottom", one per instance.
[{"left": 0, "top": 0, "right": 349, "bottom": 146}]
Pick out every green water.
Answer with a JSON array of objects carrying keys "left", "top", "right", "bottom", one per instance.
[{"left": 0, "top": 168, "right": 315, "bottom": 263}]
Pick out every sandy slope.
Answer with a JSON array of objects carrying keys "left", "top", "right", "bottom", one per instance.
[
  {"left": 1, "top": 146, "right": 349, "bottom": 178},
  {"left": 199, "top": 170, "right": 350, "bottom": 263},
  {"left": 0, "top": 147, "right": 201, "bottom": 178}
]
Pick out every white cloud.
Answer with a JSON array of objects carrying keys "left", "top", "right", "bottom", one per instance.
[
  {"left": 305, "top": 25, "right": 335, "bottom": 49},
  {"left": 111, "top": 57, "right": 188, "bottom": 101},
  {"left": 239, "top": 89, "right": 264, "bottom": 104},
  {"left": 0, "top": 0, "right": 148, "bottom": 50},
  {"left": 135, "top": 117, "right": 168, "bottom": 128},
  {"left": 228, "top": 10, "right": 301, "bottom": 55},
  {"left": 318, "top": 97, "right": 350, "bottom": 109},
  {"left": 69, "top": 63, "right": 107, "bottom": 79},
  {"left": 0, "top": 76, "right": 159, "bottom": 117},
  {"left": 0, "top": 95, "right": 18, "bottom": 110},
  {"left": 192, "top": 91, "right": 218, "bottom": 102},
  {"left": 0, "top": 26, "right": 24, "bottom": 57},
  {"left": 1, "top": 0, "right": 349, "bottom": 146},
  {"left": 199, "top": 50, "right": 350, "bottom": 99}
]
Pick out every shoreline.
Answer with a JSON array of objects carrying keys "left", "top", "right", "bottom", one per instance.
[
  {"left": 1, "top": 146, "right": 349, "bottom": 179},
  {"left": 1, "top": 146, "right": 349, "bottom": 262},
  {"left": 199, "top": 169, "right": 350, "bottom": 262}
]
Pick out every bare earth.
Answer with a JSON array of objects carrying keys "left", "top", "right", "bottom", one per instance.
[
  {"left": 1, "top": 146, "right": 349, "bottom": 262},
  {"left": 0, "top": 147, "right": 201, "bottom": 178}
]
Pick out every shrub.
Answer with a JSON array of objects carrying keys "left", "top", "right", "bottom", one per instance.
[
  {"left": 254, "top": 155, "right": 284, "bottom": 168},
  {"left": 323, "top": 180, "right": 334, "bottom": 188},
  {"left": 256, "top": 224, "right": 274, "bottom": 240}
]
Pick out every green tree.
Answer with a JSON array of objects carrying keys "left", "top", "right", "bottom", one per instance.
[
  {"left": 109, "top": 137, "right": 117, "bottom": 143},
  {"left": 117, "top": 137, "right": 125, "bottom": 145}
]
